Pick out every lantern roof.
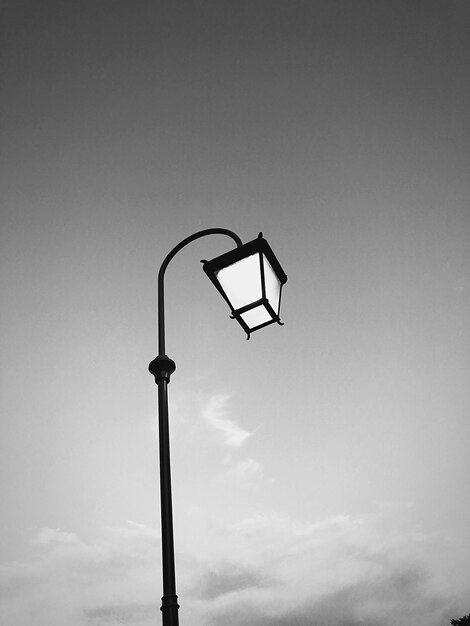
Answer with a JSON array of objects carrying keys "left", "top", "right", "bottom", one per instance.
[{"left": 202, "top": 232, "right": 287, "bottom": 284}]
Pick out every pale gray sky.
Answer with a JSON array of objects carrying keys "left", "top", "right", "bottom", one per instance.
[{"left": 1, "top": 1, "right": 469, "bottom": 624}]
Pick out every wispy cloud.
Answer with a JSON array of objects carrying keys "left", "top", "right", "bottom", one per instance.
[
  {"left": 33, "top": 528, "right": 79, "bottom": 545},
  {"left": 201, "top": 394, "right": 252, "bottom": 447},
  {"left": 1, "top": 514, "right": 468, "bottom": 626},
  {"left": 229, "top": 457, "right": 262, "bottom": 478},
  {"left": 0, "top": 522, "right": 161, "bottom": 626}
]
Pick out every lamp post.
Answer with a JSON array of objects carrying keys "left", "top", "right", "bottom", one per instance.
[{"left": 148, "top": 229, "right": 287, "bottom": 625}]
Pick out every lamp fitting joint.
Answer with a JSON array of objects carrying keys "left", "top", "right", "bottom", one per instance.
[{"left": 148, "top": 355, "right": 176, "bottom": 384}]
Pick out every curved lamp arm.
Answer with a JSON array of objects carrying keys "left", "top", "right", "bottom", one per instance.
[{"left": 157, "top": 228, "right": 243, "bottom": 355}]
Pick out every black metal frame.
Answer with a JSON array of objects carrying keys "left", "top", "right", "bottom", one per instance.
[{"left": 202, "top": 232, "right": 287, "bottom": 339}]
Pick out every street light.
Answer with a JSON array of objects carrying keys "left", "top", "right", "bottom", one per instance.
[
  {"left": 202, "top": 232, "right": 287, "bottom": 339},
  {"left": 148, "top": 228, "right": 287, "bottom": 625}
]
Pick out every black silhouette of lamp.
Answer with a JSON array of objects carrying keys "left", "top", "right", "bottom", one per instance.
[
  {"left": 148, "top": 229, "right": 287, "bottom": 626},
  {"left": 202, "top": 232, "right": 287, "bottom": 339}
]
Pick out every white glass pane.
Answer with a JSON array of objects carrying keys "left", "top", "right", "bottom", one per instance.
[
  {"left": 262, "top": 255, "right": 281, "bottom": 315},
  {"left": 240, "top": 305, "right": 272, "bottom": 330},
  {"left": 216, "top": 253, "right": 262, "bottom": 310}
]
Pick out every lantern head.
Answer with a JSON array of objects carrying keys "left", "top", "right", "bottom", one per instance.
[{"left": 202, "top": 232, "right": 287, "bottom": 338}]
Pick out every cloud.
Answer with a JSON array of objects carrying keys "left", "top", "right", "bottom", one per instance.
[
  {"left": 33, "top": 528, "right": 79, "bottom": 545},
  {"left": 86, "top": 603, "right": 157, "bottom": 625},
  {"left": 201, "top": 394, "right": 253, "bottom": 447},
  {"left": 196, "top": 562, "right": 273, "bottom": 601},
  {"left": 226, "top": 457, "right": 262, "bottom": 479},
  {"left": 191, "top": 512, "right": 467, "bottom": 626},
  {"left": 0, "top": 522, "right": 161, "bottom": 626},
  {"left": 1, "top": 513, "right": 468, "bottom": 626}
]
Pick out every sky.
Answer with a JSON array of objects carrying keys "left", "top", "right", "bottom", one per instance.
[{"left": 0, "top": 1, "right": 469, "bottom": 624}]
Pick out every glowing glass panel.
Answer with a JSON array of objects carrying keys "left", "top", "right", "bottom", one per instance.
[
  {"left": 216, "top": 253, "right": 262, "bottom": 310},
  {"left": 262, "top": 254, "right": 281, "bottom": 315},
  {"left": 240, "top": 305, "right": 272, "bottom": 329}
]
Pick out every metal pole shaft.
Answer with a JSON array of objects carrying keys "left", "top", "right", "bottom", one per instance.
[
  {"left": 157, "top": 378, "right": 179, "bottom": 625},
  {"left": 150, "top": 229, "right": 243, "bottom": 625}
]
